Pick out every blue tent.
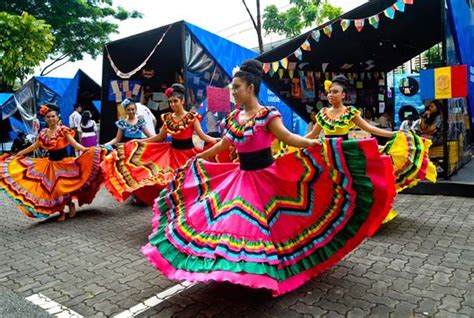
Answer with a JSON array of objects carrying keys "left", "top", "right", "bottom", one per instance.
[
  {"left": 0, "top": 70, "right": 101, "bottom": 136},
  {"left": 100, "top": 20, "right": 306, "bottom": 143}
]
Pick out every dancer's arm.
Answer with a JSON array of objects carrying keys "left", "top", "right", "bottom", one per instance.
[
  {"left": 353, "top": 115, "right": 395, "bottom": 138},
  {"left": 268, "top": 117, "right": 320, "bottom": 148},
  {"left": 15, "top": 141, "right": 40, "bottom": 157},
  {"left": 104, "top": 129, "right": 123, "bottom": 146},
  {"left": 197, "top": 138, "right": 231, "bottom": 160},
  {"left": 193, "top": 120, "right": 220, "bottom": 144},
  {"left": 66, "top": 134, "right": 87, "bottom": 152},
  {"left": 305, "top": 123, "right": 323, "bottom": 139}
]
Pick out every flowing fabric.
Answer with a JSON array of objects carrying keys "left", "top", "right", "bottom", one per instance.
[
  {"left": 142, "top": 107, "right": 396, "bottom": 296},
  {"left": 0, "top": 126, "right": 105, "bottom": 218}
]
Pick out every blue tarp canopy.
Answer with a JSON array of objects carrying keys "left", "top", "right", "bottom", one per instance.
[
  {"left": 100, "top": 20, "right": 306, "bottom": 143},
  {"left": 0, "top": 70, "right": 100, "bottom": 137}
]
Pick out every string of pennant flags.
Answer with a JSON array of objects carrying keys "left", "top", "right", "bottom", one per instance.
[{"left": 262, "top": 0, "right": 415, "bottom": 78}]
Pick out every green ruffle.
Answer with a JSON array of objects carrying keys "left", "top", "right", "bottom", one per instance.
[{"left": 148, "top": 140, "right": 374, "bottom": 281}]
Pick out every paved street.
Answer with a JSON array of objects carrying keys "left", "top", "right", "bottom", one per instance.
[{"left": 1, "top": 190, "right": 473, "bottom": 317}]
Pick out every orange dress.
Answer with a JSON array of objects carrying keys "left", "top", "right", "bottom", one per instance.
[
  {"left": 0, "top": 126, "right": 106, "bottom": 218},
  {"left": 101, "top": 112, "right": 204, "bottom": 205}
]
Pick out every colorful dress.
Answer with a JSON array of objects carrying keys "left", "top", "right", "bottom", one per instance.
[
  {"left": 0, "top": 126, "right": 105, "bottom": 218},
  {"left": 315, "top": 106, "right": 437, "bottom": 228},
  {"left": 101, "top": 112, "right": 202, "bottom": 205},
  {"left": 314, "top": 106, "right": 437, "bottom": 192},
  {"left": 142, "top": 106, "right": 396, "bottom": 296}
]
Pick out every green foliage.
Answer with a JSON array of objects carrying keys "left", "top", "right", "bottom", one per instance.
[
  {"left": 423, "top": 44, "right": 443, "bottom": 65},
  {"left": 0, "top": 11, "right": 54, "bottom": 86},
  {"left": 0, "top": 0, "right": 142, "bottom": 67},
  {"left": 263, "top": 0, "right": 342, "bottom": 38}
]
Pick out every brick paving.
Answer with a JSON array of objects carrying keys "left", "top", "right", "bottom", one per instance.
[{"left": 1, "top": 190, "right": 473, "bottom": 317}]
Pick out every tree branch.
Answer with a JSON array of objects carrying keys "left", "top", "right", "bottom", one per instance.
[
  {"left": 242, "top": 0, "right": 264, "bottom": 53},
  {"left": 40, "top": 53, "right": 69, "bottom": 75},
  {"left": 242, "top": 0, "right": 258, "bottom": 32},
  {"left": 41, "top": 58, "right": 70, "bottom": 76}
]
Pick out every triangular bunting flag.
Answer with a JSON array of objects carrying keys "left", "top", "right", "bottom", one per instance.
[
  {"left": 300, "top": 39, "right": 311, "bottom": 51},
  {"left": 380, "top": 72, "right": 386, "bottom": 79},
  {"left": 315, "top": 72, "right": 321, "bottom": 80},
  {"left": 355, "top": 19, "right": 365, "bottom": 32},
  {"left": 269, "top": 68, "right": 275, "bottom": 77},
  {"left": 340, "top": 19, "right": 351, "bottom": 32},
  {"left": 367, "top": 72, "right": 372, "bottom": 80},
  {"left": 403, "top": 0, "right": 414, "bottom": 4},
  {"left": 272, "top": 61, "right": 279, "bottom": 73},
  {"left": 288, "top": 62, "right": 297, "bottom": 70},
  {"left": 280, "top": 57, "right": 289, "bottom": 69},
  {"left": 384, "top": 7, "right": 396, "bottom": 19},
  {"left": 288, "top": 70, "right": 294, "bottom": 79},
  {"left": 299, "top": 62, "right": 309, "bottom": 69},
  {"left": 294, "top": 48, "right": 303, "bottom": 60},
  {"left": 374, "top": 72, "right": 379, "bottom": 79},
  {"left": 394, "top": 1, "right": 405, "bottom": 12},
  {"left": 323, "top": 25, "right": 333, "bottom": 38},
  {"left": 322, "top": 63, "right": 329, "bottom": 72},
  {"left": 263, "top": 63, "right": 271, "bottom": 73},
  {"left": 311, "top": 30, "right": 320, "bottom": 42},
  {"left": 368, "top": 15, "right": 380, "bottom": 29},
  {"left": 278, "top": 69, "right": 285, "bottom": 79}
]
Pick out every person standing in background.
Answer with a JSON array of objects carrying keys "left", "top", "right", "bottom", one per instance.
[
  {"left": 79, "top": 111, "right": 98, "bottom": 148},
  {"left": 69, "top": 103, "right": 82, "bottom": 156},
  {"left": 134, "top": 100, "right": 157, "bottom": 136}
]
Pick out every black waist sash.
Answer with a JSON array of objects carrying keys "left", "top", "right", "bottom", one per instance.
[
  {"left": 238, "top": 147, "right": 274, "bottom": 171},
  {"left": 48, "top": 148, "right": 68, "bottom": 161},
  {"left": 171, "top": 138, "right": 194, "bottom": 150},
  {"left": 81, "top": 126, "right": 95, "bottom": 133},
  {"left": 326, "top": 134, "right": 349, "bottom": 140}
]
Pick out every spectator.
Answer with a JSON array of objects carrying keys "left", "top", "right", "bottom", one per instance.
[
  {"left": 79, "top": 111, "right": 98, "bottom": 147},
  {"left": 418, "top": 100, "right": 443, "bottom": 145},
  {"left": 69, "top": 103, "right": 82, "bottom": 156},
  {"left": 399, "top": 114, "right": 417, "bottom": 131}
]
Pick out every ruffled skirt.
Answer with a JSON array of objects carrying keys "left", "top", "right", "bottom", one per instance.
[
  {"left": 0, "top": 147, "right": 105, "bottom": 218},
  {"left": 101, "top": 141, "right": 201, "bottom": 205},
  {"left": 142, "top": 138, "right": 396, "bottom": 296}
]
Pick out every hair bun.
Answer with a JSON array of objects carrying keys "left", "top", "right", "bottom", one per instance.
[
  {"left": 239, "top": 59, "right": 263, "bottom": 77},
  {"left": 171, "top": 83, "right": 185, "bottom": 95},
  {"left": 331, "top": 75, "right": 349, "bottom": 87}
]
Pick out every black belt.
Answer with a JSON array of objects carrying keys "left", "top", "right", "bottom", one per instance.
[
  {"left": 171, "top": 138, "right": 194, "bottom": 149},
  {"left": 48, "top": 148, "right": 69, "bottom": 161},
  {"left": 81, "top": 126, "right": 95, "bottom": 133},
  {"left": 238, "top": 147, "right": 274, "bottom": 171},
  {"left": 326, "top": 134, "right": 348, "bottom": 140}
]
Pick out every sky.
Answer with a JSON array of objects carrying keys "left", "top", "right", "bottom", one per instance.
[{"left": 37, "top": 0, "right": 367, "bottom": 83}]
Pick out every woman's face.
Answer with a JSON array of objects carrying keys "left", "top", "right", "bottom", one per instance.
[
  {"left": 168, "top": 95, "right": 184, "bottom": 112},
  {"left": 45, "top": 111, "right": 59, "bottom": 127},
  {"left": 427, "top": 102, "right": 437, "bottom": 114},
  {"left": 327, "top": 84, "right": 345, "bottom": 105},
  {"left": 231, "top": 77, "right": 252, "bottom": 105},
  {"left": 125, "top": 104, "right": 136, "bottom": 118}
]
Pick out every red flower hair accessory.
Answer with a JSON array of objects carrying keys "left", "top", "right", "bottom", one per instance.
[
  {"left": 39, "top": 105, "right": 50, "bottom": 116},
  {"left": 164, "top": 87, "right": 174, "bottom": 97}
]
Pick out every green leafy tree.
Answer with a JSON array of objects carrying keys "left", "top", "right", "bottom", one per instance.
[
  {"left": 263, "top": 0, "right": 343, "bottom": 38},
  {"left": 0, "top": 0, "right": 142, "bottom": 75},
  {"left": 0, "top": 11, "right": 54, "bottom": 91},
  {"left": 423, "top": 44, "right": 443, "bottom": 65}
]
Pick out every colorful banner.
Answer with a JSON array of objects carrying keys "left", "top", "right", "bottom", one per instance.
[
  {"left": 368, "top": 15, "right": 380, "bottom": 29},
  {"left": 420, "top": 65, "right": 468, "bottom": 100},
  {"left": 311, "top": 30, "right": 320, "bottom": 42},
  {"left": 300, "top": 39, "right": 311, "bottom": 51},
  {"left": 340, "top": 19, "right": 351, "bottom": 32},
  {"left": 355, "top": 19, "right": 365, "bottom": 32},
  {"left": 323, "top": 25, "right": 333, "bottom": 38}
]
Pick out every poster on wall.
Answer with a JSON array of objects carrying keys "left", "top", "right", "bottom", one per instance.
[{"left": 108, "top": 80, "right": 142, "bottom": 102}]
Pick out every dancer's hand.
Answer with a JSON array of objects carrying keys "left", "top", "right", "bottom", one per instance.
[
  {"left": 308, "top": 139, "right": 321, "bottom": 147},
  {"left": 208, "top": 137, "right": 221, "bottom": 144}
]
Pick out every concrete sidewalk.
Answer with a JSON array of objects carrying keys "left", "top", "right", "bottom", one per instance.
[{"left": 0, "top": 190, "right": 473, "bottom": 317}]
